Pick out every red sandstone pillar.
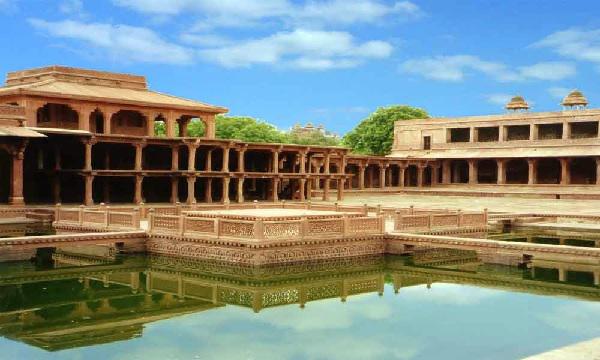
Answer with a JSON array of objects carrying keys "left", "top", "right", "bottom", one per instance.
[
  {"left": 222, "top": 177, "right": 230, "bottom": 203},
  {"left": 134, "top": 175, "right": 142, "bottom": 205},
  {"left": 272, "top": 149, "right": 279, "bottom": 174},
  {"left": 9, "top": 145, "right": 25, "bottom": 205},
  {"left": 238, "top": 149, "right": 245, "bottom": 172},
  {"left": 272, "top": 178, "right": 279, "bottom": 202},
  {"left": 497, "top": 159, "right": 506, "bottom": 185},
  {"left": 170, "top": 177, "right": 179, "bottom": 203},
  {"left": 528, "top": 159, "right": 537, "bottom": 185},
  {"left": 222, "top": 146, "right": 229, "bottom": 172},
  {"left": 237, "top": 177, "right": 244, "bottom": 203},
  {"left": 431, "top": 165, "right": 440, "bottom": 186},
  {"left": 205, "top": 178, "right": 213, "bottom": 203},
  {"left": 171, "top": 146, "right": 179, "bottom": 171},
  {"left": 84, "top": 141, "right": 93, "bottom": 171},
  {"left": 441, "top": 160, "right": 451, "bottom": 184},
  {"left": 188, "top": 144, "right": 197, "bottom": 171},
  {"left": 596, "top": 158, "right": 600, "bottom": 186},
  {"left": 206, "top": 149, "right": 212, "bottom": 171},
  {"left": 379, "top": 165, "right": 387, "bottom": 188},
  {"left": 417, "top": 164, "right": 425, "bottom": 187},
  {"left": 299, "top": 178, "right": 306, "bottom": 201},
  {"left": 560, "top": 158, "right": 570, "bottom": 185},
  {"left": 324, "top": 152, "right": 331, "bottom": 175},
  {"left": 186, "top": 176, "right": 196, "bottom": 204},
  {"left": 398, "top": 165, "right": 406, "bottom": 187},
  {"left": 468, "top": 160, "right": 477, "bottom": 184},
  {"left": 306, "top": 179, "right": 312, "bottom": 200},
  {"left": 337, "top": 179, "right": 345, "bottom": 201},
  {"left": 299, "top": 151, "right": 307, "bottom": 174},
  {"left": 134, "top": 143, "right": 144, "bottom": 171},
  {"left": 358, "top": 164, "right": 365, "bottom": 189}
]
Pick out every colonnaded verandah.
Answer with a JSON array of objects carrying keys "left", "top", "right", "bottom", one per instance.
[{"left": 1, "top": 66, "right": 599, "bottom": 208}]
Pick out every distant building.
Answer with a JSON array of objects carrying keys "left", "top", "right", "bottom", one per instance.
[{"left": 290, "top": 122, "right": 339, "bottom": 140}]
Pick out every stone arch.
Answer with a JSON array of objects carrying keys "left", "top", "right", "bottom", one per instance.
[
  {"left": 36, "top": 103, "right": 79, "bottom": 129},
  {"left": 89, "top": 108, "right": 104, "bottom": 134},
  {"left": 110, "top": 110, "right": 146, "bottom": 136},
  {"left": 154, "top": 114, "right": 167, "bottom": 137},
  {"left": 536, "top": 158, "right": 561, "bottom": 184},
  {"left": 570, "top": 157, "right": 596, "bottom": 184},
  {"left": 506, "top": 159, "right": 529, "bottom": 184},
  {"left": 477, "top": 159, "right": 497, "bottom": 184}
]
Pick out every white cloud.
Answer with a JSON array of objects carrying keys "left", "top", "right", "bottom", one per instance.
[
  {"left": 518, "top": 61, "right": 576, "bottom": 80},
  {"left": 113, "top": 0, "right": 422, "bottom": 29},
  {"left": 485, "top": 93, "right": 514, "bottom": 106},
  {"left": 400, "top": 55, "right": 576, "bottom": 82},
  {"left": 59, "top": 0, "right": 84, "bottom": 16},
  {"left": 28, "top": 19, "right": 194, "bottom": 65},
  {"left": 534, "top": 28, "right": 600, "bottom": 64},
  {"left": 400, "top": 55, "right": 520, "bottom": 82},
  {"left": 200, "top": 28, "right": 392, "bottom": 70},
  {"left": 547, "top": 86, "right": 571, "bottom": 99}
]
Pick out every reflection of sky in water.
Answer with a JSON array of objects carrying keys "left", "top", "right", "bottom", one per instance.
[{"left": 3, "top": 283, "right": 600, "bottom": 360}]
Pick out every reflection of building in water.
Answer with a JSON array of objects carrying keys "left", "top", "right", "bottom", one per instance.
[{"left": 0, "top": 250, "right": 598, "bottom": 351}]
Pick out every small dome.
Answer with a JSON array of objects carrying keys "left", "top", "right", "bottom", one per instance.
[
  {"left": 561, "top": 89, "right": 588, "bottom": 108},
  {"left": 505, "top": 95, "right": 529, "bottom": 111}
]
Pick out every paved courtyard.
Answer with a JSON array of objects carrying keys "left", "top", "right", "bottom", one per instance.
[{"left": 336, "top": 193, "right": 600, "bottom": 215}]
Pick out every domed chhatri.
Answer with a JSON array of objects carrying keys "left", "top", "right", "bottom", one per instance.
[
  {"left": 505, "top": 95, "right": 529, "bottom": 112},
  {"left": 561, "top": 89, "right": 588, "bottom": 109}
]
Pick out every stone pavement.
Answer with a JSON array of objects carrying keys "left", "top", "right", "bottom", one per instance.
[
  {"left": 522, "top": 337, "right": 600, "bottom": 360},
  {"left": 335, "top": 193, "right": 600, "bottom": 215}
]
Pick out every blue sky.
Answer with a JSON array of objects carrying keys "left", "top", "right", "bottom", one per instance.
[{"left": 1, "top": 1, "right": 600, "bottom": 135}]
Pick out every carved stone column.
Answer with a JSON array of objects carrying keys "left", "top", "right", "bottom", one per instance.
[
  {"left": 324, "top": 152, "right": 331, "bottom": 175},
  {"left": 398, "top": 164, "right": 406, "bottom": 187},
  {"left": 222, "top": 146, "right": 229, "bottom": 172},
  {"left": 8, "top": 144, "right": 26, "bottom": 205},
  {"left": 468, "top": 159, "right": 477, "bottom": 184},
  {"left": 358, "top": 164, "right": 365, "bottom": 189},
  {"left": 84, "top": 140, "right": 93, "bottom": 171},
  {"left": 431, "top": 164, "right": 440, "bottom": 186},
  {"left": 85, "top": 174, "right": 94, "bottom": 206},
  {"left": 134, "top": 175, "right": 143, "bottom": 205},
  {"left": 206, "top": 149, "right": 213, "bottom": 171},
  {"left": 442, "top": 160, "right": 451, "bottom": 184},
  {"left": 238, "top": 149, "right": 245, "bottom": 173},
  {"left": 186, "top": 176, "right": 196, "bottom": 204},
  {"left": 497, "top": 159, "right": 506, "bottom": 185},
  {"left": 272, "top": 149, "right": 279, "bottom": 174},
  {"left": 322, "top": 178, "right": 330, "bottom": 201},
  {"left": 337, "top": 178, "right": 345, "bottom": 201},
  {"left": 528, "top": 158, "right": 537, "bottom": 185},
  {"left": 205, "top": 178, "right": 213, "bottom": 203},
  {"left": 299, "top": 178, "right": 306, "bottom": 201},
  {"left": 306, "top": 179, "right": 312, "bottom": 200},
  {"left": 417, "top": 164, "right": 426, "bottom": 187},
  {"left": 222, "top": 177, "right": 230, "bottom": 203},
  {"left": 237, "top": 177, "right": 244, "bottom": 203},
  {"left": 272, "top": 178, "right": 279, "bottom": 202},
  {"left": 379, "top": 164, "right": 387, "bottom": 188},
  {"left": 188, "top": 144, "right": 197, "bottom": 171},
  {"left": 134, "top": 143, "right": 144, "bottom": 171},
  {"left": 299, "top": 151, "right": 307, "bottom": 174},
  {"left": 170, "top": 177, "right": 179, "bottom": 204},
  {"left": 171, "top": 146, "right": 179, "bottom": 171},
  {"left": 560, "top": 158, "right": 570, "bottom": 185}
]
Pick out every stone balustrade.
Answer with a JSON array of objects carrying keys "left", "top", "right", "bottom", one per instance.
[
  {"left": 55, "top": 205, "right": 140, "bottom": 231},
  {"left": 394, "top": 209, "right": 488, "bottom": 231},
  {"left": 148, "top": 211, "right": 384, "bottom": 241}
]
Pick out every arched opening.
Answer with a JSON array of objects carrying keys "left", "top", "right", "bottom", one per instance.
[
  {"left": 179, "top": 117, "right": 206, "bottom": 137},
  {"left": 89, "top": 109, "right": 104, "bottom": 134},
  {"left": 450, "top": 160, "right": 469, "bottom": 183},
  {"left": 570, "top": 157, "right": 596, "bottom": 184},
  {"left": 477, "top": 159, "right": 497, "bottom": 184},
  {"left": 506, "top": 159, "right": 529, "bottom": 184},
  {"left": 154, "top": 114, "right": 167, "bottom": 137},
  {"left": 0, "top": 149, "right": 10, "bottom": 203},
  {"left": 110, "top": 110, "right": 146, "bottom": 136},
  {"left": 537, "top": 158, "right": 561, "bottom": 184},
  {"left": 36, "top": 103, "right": 79, "bottom": 129}
]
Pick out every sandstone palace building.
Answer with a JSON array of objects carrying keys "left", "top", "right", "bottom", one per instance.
[{"left": 0, "top": 65, "right": 598, "bottom": 207}]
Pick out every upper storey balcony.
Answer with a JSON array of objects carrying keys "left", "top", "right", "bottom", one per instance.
[{"left": 0, "top": 66, "right": 228, "bottom": 139}]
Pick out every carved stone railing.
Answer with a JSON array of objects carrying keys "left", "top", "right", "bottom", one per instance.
[
  {"left": 54, "top": 205, "right": 140, "bottom": 230},
  {"left": 148, "top": 211, "right": 385, "bottom": 241},
  {"left": 394, "top": 209, "right": 488, "bottom": 231}
]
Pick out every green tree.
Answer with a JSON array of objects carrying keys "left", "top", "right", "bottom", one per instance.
[
  {"left": 187, "top": 118, "right": 205, "bottom": 137},
  {"left": 342, "top": 105, "right": 428, "bottom": 155},
  {"left": 215, "top": 115, "right": 287, "bottom": 143}
]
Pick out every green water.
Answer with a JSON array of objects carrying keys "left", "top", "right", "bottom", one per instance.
[{"left": 0, "top": 250, "right": 599, "bottom": 360}]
